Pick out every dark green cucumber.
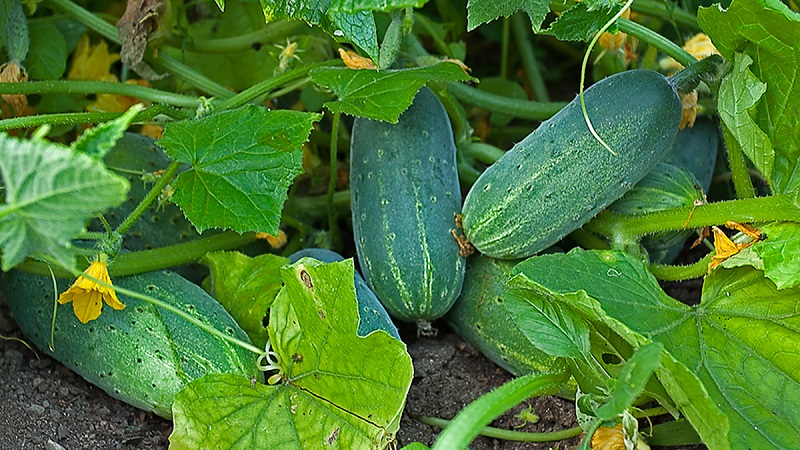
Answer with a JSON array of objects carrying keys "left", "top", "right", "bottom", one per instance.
[
  {"left": 662, "top": 116, "right": 719, "bottom": 193},
  {"left": 3, "top": 269, "right": 260, "bottom": 418},
  {"left": 444, "top": 254, "right": 568, "bottom": 377},
  {"left": 288, "top": 248, "right": 401, "bottom": 340},
  {"left": 608, "top": 162, "right": 704, "bottom": 262},
  {"left": 350, "top": 86, "right": 465, "bottom": 324},
  {"left": 462, "top": 69, "right": 682, "bottom": 259}
]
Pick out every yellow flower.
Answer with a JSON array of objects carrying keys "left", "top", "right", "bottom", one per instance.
[
  {"left": 591, "top": 423, "right": 650, "bottom": 450},
  {"left": 67, "top": 35, "right": 120, "bottom": 81},
  {"left": 338, "top": 48, "right": 376, "bottom": 70},
  {"left": 660, "top": 33, "right": 720, "bottom": 71},
  {"left": 255, "top": 230, "right": 288, "bottom": 249},
  {"left": 58, "top": 257, "right": 125, "bottom": 324},
  {"left": 680, "top": 89, "right": 698, "bottom": 129},
  {"left": 88, "top": 79, "right": 150, "bottom": 113}
]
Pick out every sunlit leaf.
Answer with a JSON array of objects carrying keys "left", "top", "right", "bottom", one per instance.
[
  {"left": 157, "top": 105, "right": 320, "bottom": 234},
  {"left": 751, "top": 222, "right": 800, "bottom": 289},
  {"left": 310, "top": 62, "right": 475, "bottom": 122},
  {"left": 0, "top": 134, "right": 129, "bottom": 272},
  {"left": 699, "top": 0, "right": 800, "bottom": 193},
  {"left": 201, "top": 251, "right": 288, "bottom": 348},
  {"left": 170, "top": 258, "right": 413, "bottom": 449},
  {"left": 515, "top": 249, "right": 800, "bottom": 449},
  {"left": 329, "top": 0, "right": 427, "bottom": 13},
  {"left": 72, "top": 104, "right": 143, "bottom": 158},
  {"left": 466, "top": 0, "right": 549, "bottom": 32},
  {"left": 540, "top": 3, "right": 618, "bottom": 42}
]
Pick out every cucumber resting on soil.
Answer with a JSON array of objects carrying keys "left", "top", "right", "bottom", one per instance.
[{"left": 3, "top": 269, "right": 260, "bottom": 418}]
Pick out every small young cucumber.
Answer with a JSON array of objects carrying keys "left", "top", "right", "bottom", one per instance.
[
  {"left": 608, "top": 162, "right": 705, "bottom": 263},
  {"left": 288, "top": 248, "right": 401, "bottom": 340},
  {"left": 444, "top": 254, "right": 568, "bottom": 377},
  {"left": 3, "top": 269, "right": 260, "bottom": 418},
  {"left": 462, "top": 69, "right": 682, "bottom": 259},
  {"left": 350, "top": 86, "right": 465, "bottom": 325}
]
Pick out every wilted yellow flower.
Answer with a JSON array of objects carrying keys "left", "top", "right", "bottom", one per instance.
[
  {"left": 140, "top": 124, "right": 164, "bottom": 139},
  {"left": 0, "top": 60, "right": 29, "bottom": 113},
  {"left": 58, "top": 256, "right": 125, "bottom": 324},
  {"left": 591, "top": 423, "right": 650, "bottom": 450},
  {"left": 255, "top": 230, "right": 288, "bottom": 249},
  {"left": 338, "top": 48, "right": 376, "bottom": 70},
  {"left": 680, "top": 89, "right": 698, "bottom": 129},
  {"left": 68, "top": 35, "right": 120, "bottom": 81},
  {"left": 88, "top": 79, "right": 150, "bottom": 113},
  {"left": 661, "top": 33, "right": 720, "bottom": 71},
  {"left": 599, "top": 8, "right": 631, "bottom": 52}
]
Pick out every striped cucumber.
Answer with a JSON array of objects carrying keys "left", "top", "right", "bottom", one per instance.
[
  {"left": 444, "top": 254, "right": 568, "bottom": 377},
  {"left": 3, "top": 269, "right": 260, "bottom": 418},
  {"left": 462, "top": 69, "right": 682, "bottom": 259},
  {"left": 350, "top": 86, "right": 465, "bottom": 326}
]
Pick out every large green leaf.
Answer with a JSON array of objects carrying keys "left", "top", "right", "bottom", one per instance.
[
  {"left": 201, "top": 251, "right": 288, "bottom": 349},
  {"left": 170, "top": 258, "right": 413, "bottom": 449},
  {"left": 514, "top": 249, "right": 800, "bottom": 449},
  {"left": 0, "top": 134, "right": 129, "bottom": 272},
  {"left": 699, "top": 0, "right": 800, "bottom": 193},
  {"left": 157, "top": 105, "right": 320, "bottom": 234},
  {"left": 309, "top": 62, "right": 475, "bottom": 122}
]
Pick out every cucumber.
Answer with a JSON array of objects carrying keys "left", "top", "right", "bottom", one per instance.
[
  {"left": 662, "top": 116, "right": 719, "bottom": 193},
  {"left": 444, "top": 254, "right": 568, "bottom": 377},
  {"left": 288, "top": 248, "right": 401, "bottom": 340},
  {"left": 3, "top": 269, "right": 260, "bottom": 418},
  {"left": 350, "top": 86, "right": 465, "bottom": 325},
  {"left": 608, "top": 162, "right": 704, "bottom": 263},
  {"left": 462, "top": 69, "right": 682, "bottom": 259}
]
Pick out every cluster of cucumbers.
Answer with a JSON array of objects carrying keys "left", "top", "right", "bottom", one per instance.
[
  {"left": 350, "top": 68, "right": 717, "bottom": 371},
  {"left": 2, "top": 67, "right": 713, "bottom": 419}
]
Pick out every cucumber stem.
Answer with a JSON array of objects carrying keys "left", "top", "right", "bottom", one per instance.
[
  {"left": 114, "top": 160, "right": 182, "bottom": 238},
  {"left": 447, "top": 82, "right": 566, "bottom": 121},
  {"left": 617, "top": 18, "right": 696, "bottom": 68},
  {"left": 584, "top": 192, "right": 800, "bottom": 242},
  {"left": 511, "top": 14, "right": 550, "bottom": 102},
  {"left": 0, "top": 80, "right": 201, "bottom": 108},
  {"left": 649, "top": 253, "right": 712, "bottom": 281},
  {"left": 327, "top": 111, "right": 341, "bottom": 247},
  {"left": 500, "top": 17, "right": 511, "bottom": 79},
  {"left": 720, "top": 124, "right": 757, "bottom": 199},
  {"left": 0, "top": 104, "right": 181, "bottom": 131},
  {"left": 15, "top": 231, "right": 257, "bottom": 278}
]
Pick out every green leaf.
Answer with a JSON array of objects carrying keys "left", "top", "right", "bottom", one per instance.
[
  {"left": 309, "top": 62, "right": 475, "bottom": 122},
  {"left": 516, "top": 249, "right": 800, "bottom": 449},
  {"left": 466, "top": 0, "right": 549, "bottom": 32},
  {"left": 25, "top": 20, "right": 67, "bottom": 80},
  {"left": 330, "top": 0, "right": 427, "bottom": 13},
  {"left": 752, "top": 221, "right": 800, "bottom": 289},
  {"left": 698, "top": 0, "right": 800, "bottom": 193},
  {"left": 71, "top": 104, "right": 143, "bottom": 159},
  {"left": 170, "top": 258, "right": 413, "bottom": 449},
  {"left": 716, "top": 53, "right": 773, "bottom": 184},
  {"left": 259, "top": 1, "right": 380, "bottom": 61},
  {"left": 201, "top": 251, "right": 288, "bottom": 349},
  {"left": 594, "top": 342, "right": 662, "bottom": 421},
  {"left": 157, "top": 105, "right": 320, "bottom": 234},
  {"left": 540, "top": 3, "right": 618, "bottom": 42},
  {"left": 0, "top": 134, "right": 129, "bottom": 272},
  {"left": 503, "top": 287, "right": 591, "bottom": 359}
]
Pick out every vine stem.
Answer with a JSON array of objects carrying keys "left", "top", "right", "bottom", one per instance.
[
  {"left": 447, "top": 83, "right": 566, "bottom": 120},
  {"left": 578, "top": 0, "right": 636, "bottom": 157},
  {"left": 0, "top": 80, "right": 200, "bottom": 108},
  {"left": 617, "top": 18, "right": 696, "bottom": 67},
  {"left": 79, "top": 270, "right": 264, "bottom": 356},
  {"left": 0, "top": 104, "right": 179, "bottom": 131},
  {"left": 114, "top": 160, "right": 182, "bottom": 237},
  {"left": 649, "top": 253, "right": 712, "bottom": 281},
  {"left": 327, "top": 111, "right": 341, "bottom": 243},
  {"left": 584, "top": 192, "right": 800, "bottom": 243},
  {"left": 416, "top": 416, "right": 583, "bottom": 442},
  {"left": 16, "top": 231, "right": 257, "bottom": 278},
  {"left": 511, "top": 14, "right": 550, "bottom": 102}
]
